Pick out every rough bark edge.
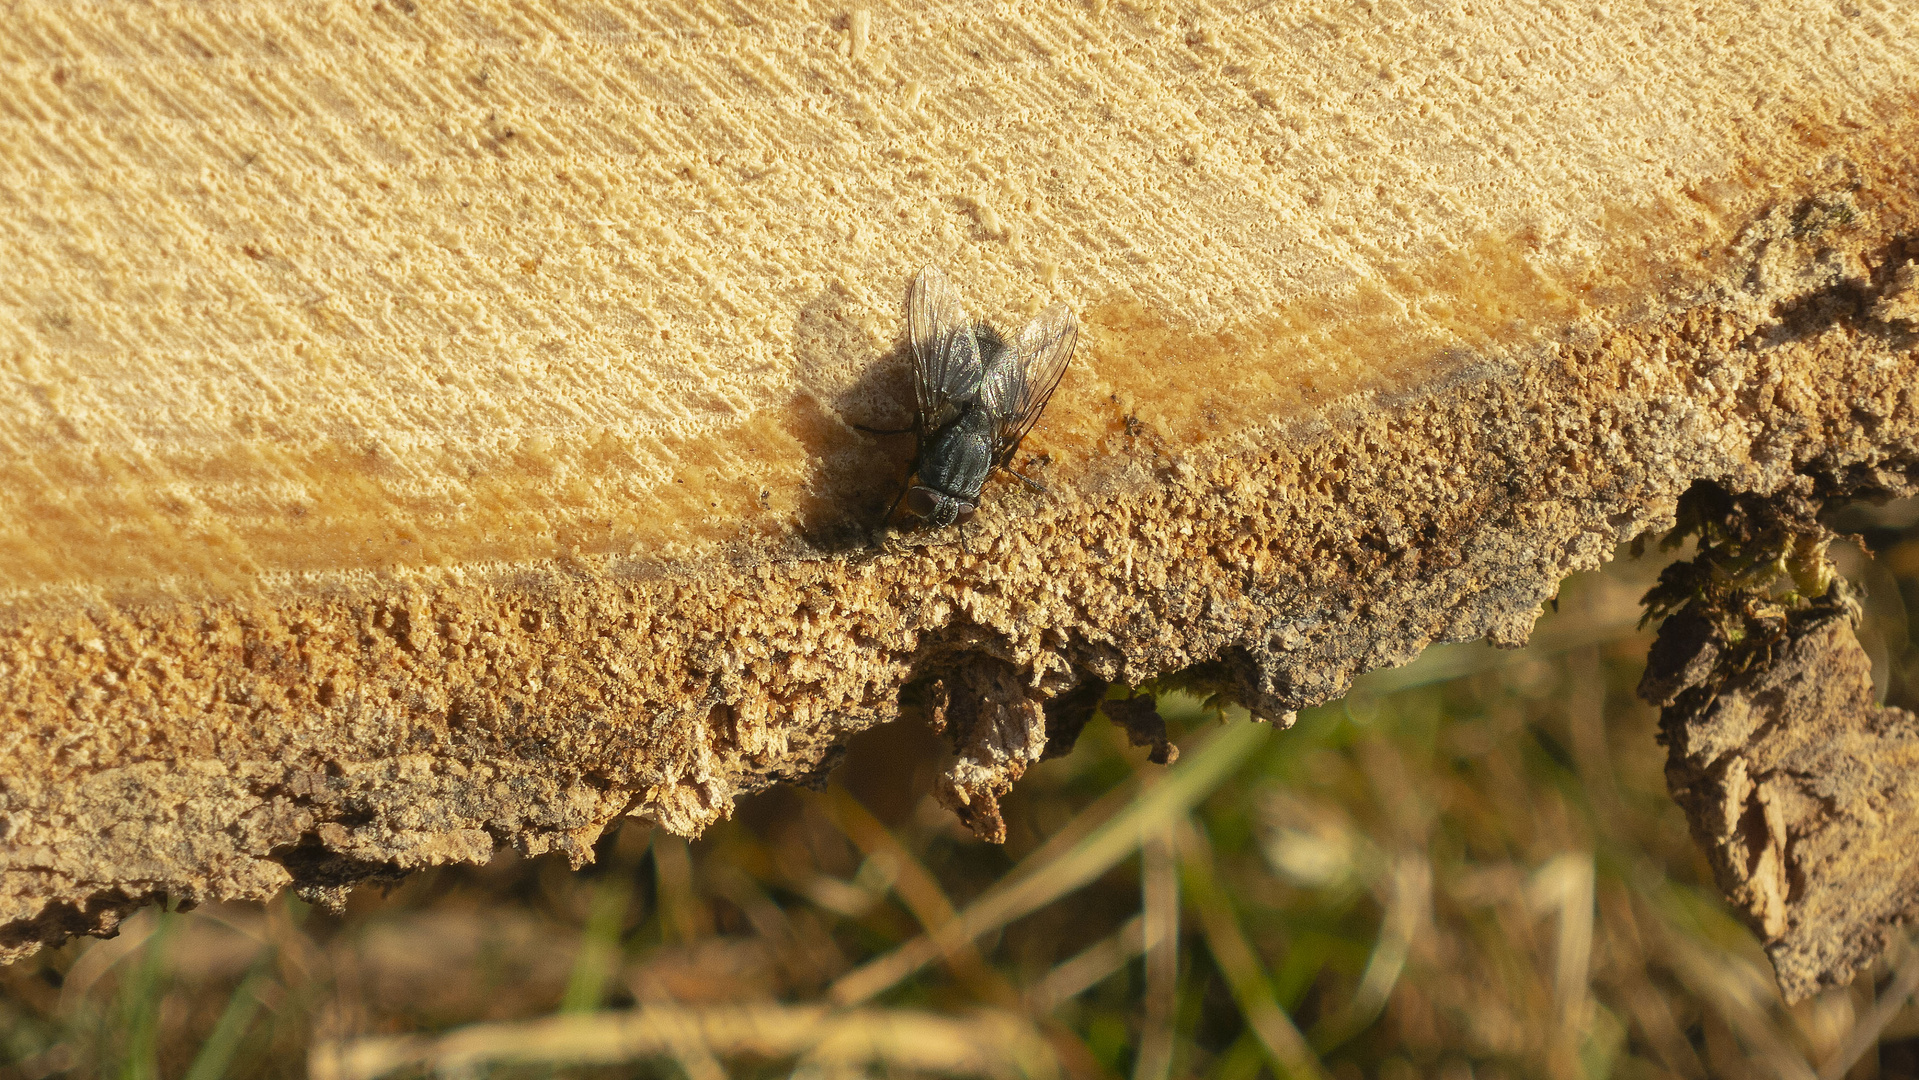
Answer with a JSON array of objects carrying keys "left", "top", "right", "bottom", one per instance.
[
  {"left": 2, "top": 182, "right": 1917, "bottom": 962},
  {"left": 1641, "top": 483, "right": 1919, "bottom": 1001}
]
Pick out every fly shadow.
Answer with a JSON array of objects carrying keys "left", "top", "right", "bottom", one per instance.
[{"left": 782, "top": 281, "right": 920, "bottom": 557}]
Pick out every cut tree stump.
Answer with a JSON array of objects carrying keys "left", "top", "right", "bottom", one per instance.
[{"left": 1, "top": 0, "right": 1916, "bottom": 995}]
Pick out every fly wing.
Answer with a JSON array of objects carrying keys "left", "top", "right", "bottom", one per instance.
[
  {"left": 984, "top": 301, "right": 1077, "bottom": 466},
  {"left": 908, "top": 265, "right": 982, "bottom": 432}
]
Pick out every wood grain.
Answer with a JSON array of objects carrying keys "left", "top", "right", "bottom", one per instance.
[{"left": 1, "top": 0, "right": 1915, "bottom": 981}]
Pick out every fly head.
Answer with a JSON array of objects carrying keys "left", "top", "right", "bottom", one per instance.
[{"left": 903, "top": 486, "right": 976, "bottom": 528}]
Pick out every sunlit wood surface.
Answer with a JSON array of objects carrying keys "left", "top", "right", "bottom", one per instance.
[{"left": 1, "top": 0, "right": 1915, "bottom": 976}]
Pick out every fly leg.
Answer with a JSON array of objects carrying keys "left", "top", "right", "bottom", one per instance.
[
  {"left": 876, "top": 483, "right": 909, "bottom": 531},
  {"left": 864, "top": 482, "right": 910, "bottom": 549},
  {"left": 854, "top": 422, "right": 915, "bottom": 436},
  {"left": 1003, "top": 467, "right": 1050, "bottom": 494},
  {"left": 956, "top": 521, "right": 974, "bottom": 555},
  {"left": 868, "top": 441, "right": 923, "bottom": 546},
  {"left": 870, "top": 454, "right": 923, "bottom": 545}
]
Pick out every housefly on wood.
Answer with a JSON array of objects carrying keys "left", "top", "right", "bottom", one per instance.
[{"left": 862, "top": 265, "right": 1078, "bottom": 550}]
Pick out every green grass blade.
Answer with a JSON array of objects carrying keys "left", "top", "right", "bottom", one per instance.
[
  {"left": 116, "top": 910, "right": 178, "bottom": 1080},
  {"left": 562, "top": 874, "right": 634, "bottom": 1013},
  {"left": 182, "top": 964, "right": 269, "bottom": 1080},
  {"left": 1178, "top": 820, "right": 1330, "bottom": 1080}
]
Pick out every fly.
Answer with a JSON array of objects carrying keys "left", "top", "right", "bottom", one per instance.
[{"left": 864, "top": 265, "right": 1078, "bottom": 549}]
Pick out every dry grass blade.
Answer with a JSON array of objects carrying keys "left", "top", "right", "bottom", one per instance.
[
  {"left": 1526, "top": 854, "right": 1596, "bottom": 1035},
  {"left": 1600, "top": 881, "right": 1710, "bottom": 1078},
  {"left": 640, "top": 1004, "right": 728, "bottom": 1080},
  {"left": 1313, "top": 849, "right": 1431, "bottom": 1050},
  {"left": 625, "top": 958, "right": 730, "bottom": 1080},
  {"left": 1817, "top": 936, "right": 1919, "bottom": 1080},
  {"left": 824, "top": 786, "right": 1011, "bottom": 1000},
  {"left": 830, "top": 718, "right": 1272, "bottom": 1006},
  {"left": 1176, "top": 818, "right": 1331, "bottom": 1080},
  {"left": 824, "top": 787, "right": 959, "bottom": 930},
  {"left": 308, "top": 1002, "right": 1060, "bottom": 1080},
  {"left": 798, "top": 1007, "right": 1062, "bottom": 1080},
  {"left": 1649, "top": 899, "right": 1817, "bottom": 1080},
  {"left": 1024, "top": 914, "right": 1152, "bottom": 1014},
  {"left": 1135, "top": 825, "right": 1179, "bottom": 1080}
]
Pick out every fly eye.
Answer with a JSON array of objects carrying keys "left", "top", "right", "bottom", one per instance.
[
  {"left": 955, "top": 503, "right": 977, "bottom": 523},
  {"left": 903, "top": 488, "right": 939, "bottom": 518}
]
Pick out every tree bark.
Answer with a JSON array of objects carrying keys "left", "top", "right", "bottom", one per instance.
[{"left": 1, "top": 0, "right": 1916, "bottom": 977}]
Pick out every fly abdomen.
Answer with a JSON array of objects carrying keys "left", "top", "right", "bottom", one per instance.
[{"left": 917, "top": 407, "right": 996, "bottom": 504}]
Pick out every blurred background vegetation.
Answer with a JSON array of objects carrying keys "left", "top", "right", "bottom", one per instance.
[{"left": 2, "top": 498, "right": 1916, "bottom": 1080}]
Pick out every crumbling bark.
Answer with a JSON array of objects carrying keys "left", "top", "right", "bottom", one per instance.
[
  {"left": 1649, "top": 584, "right": 1919, "bottom": 1001},
  {"left": 1, "top": 0, "right": 1917, "bottom": 965},
  {"left": 1639, "top": 485, "right": 1919, "bottom": 1001}
]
